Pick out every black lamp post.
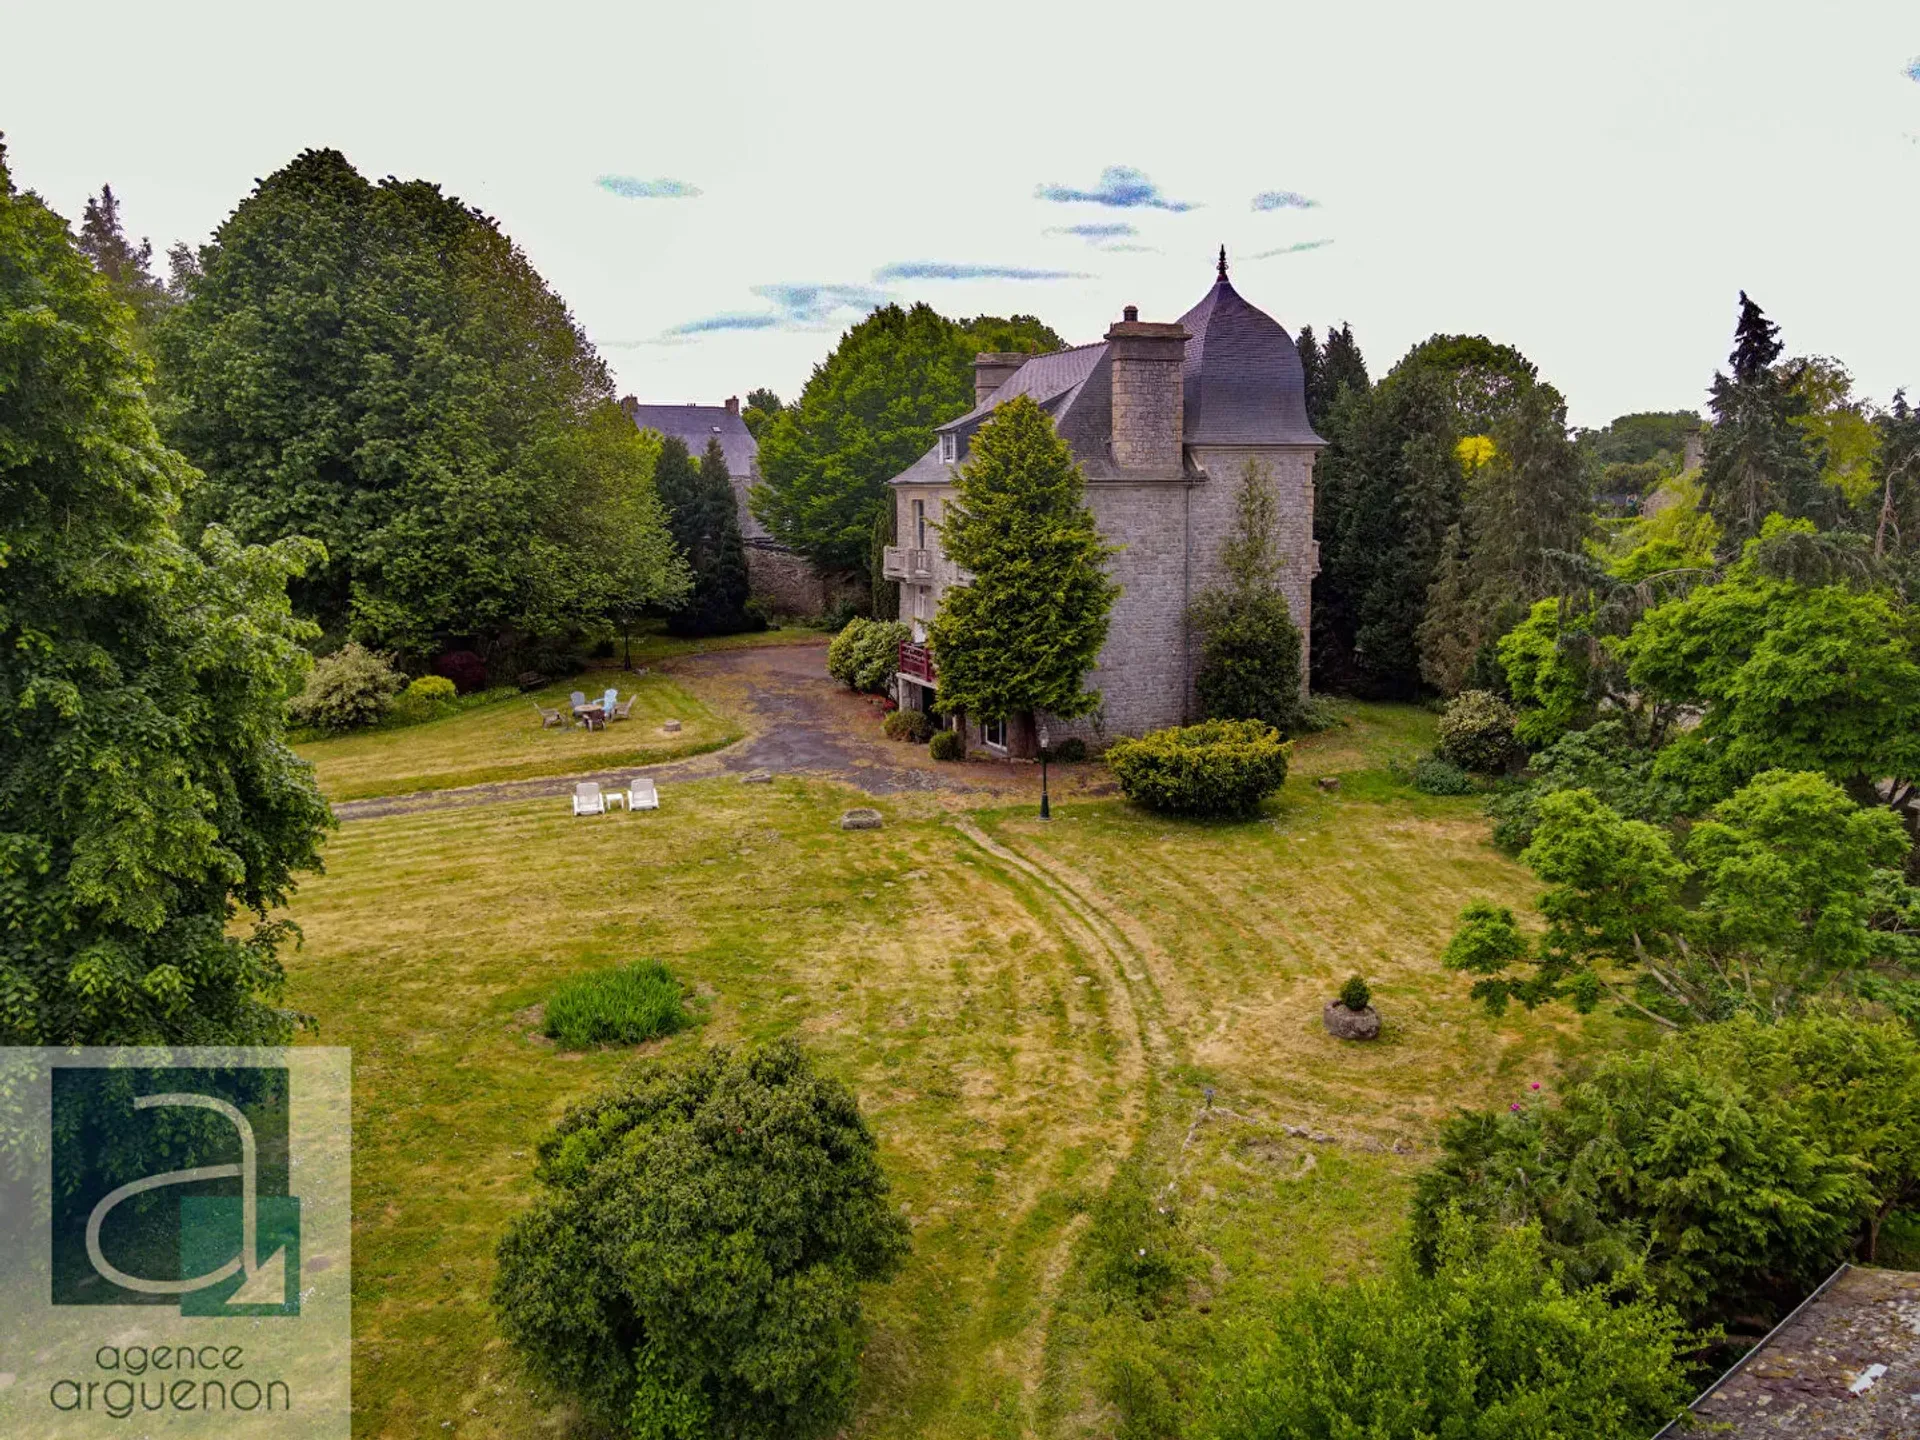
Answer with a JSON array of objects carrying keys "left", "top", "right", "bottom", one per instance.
[{"left": 1039, "top": 724, "right": 1051, "bottom": 820}]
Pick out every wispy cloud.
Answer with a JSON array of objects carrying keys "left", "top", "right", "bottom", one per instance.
[
  {"left": 652, "top": 280, "right": 887, "bottom": 341},
  {"left": 750, "top": 283, "right": 889, "bottom": 324},
  {"left": 1046, "top": 222, "right": 1137, "bottom": 241},
  {"left": 1249, "top": 240, "right": 1334, "bottom": 258},
  {"left": 1906, "top": 55, "right": 1920, "bottom": 82},
  {"left": 1098, "top": 243, "right": 1162, "bottom": 254},
  {"left": 597, "top": 175, "right": 702, "bottom": 199},
  {"left": 873, "top": 261, "right": 1090, "bottom": 282},
  {"left": 1034, "top": 165, "right": 1198, "bottom": 211},
  {"left": 1251, "top": 189, "right": 1319, "bottom": 211}
]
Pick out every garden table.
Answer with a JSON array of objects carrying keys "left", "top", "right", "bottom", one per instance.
[{"left": 575, "top": 705, "right": 606, "bottom": 731}]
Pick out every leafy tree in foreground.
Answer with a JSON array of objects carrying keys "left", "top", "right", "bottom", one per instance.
[
  {"left": 1443, "top": 770, "right": 1917, "bottom": 1027},
  {"left": 740, "top": 385, "right": 782, "bottom": 440},
  {"left": 928, "top": 395, "right": 1117, "bottom": 755},
  {"left": 1191, "top": 459, "right": 1304, "bottom": 732},
  {"left": 1412, "top": 1012, "right": 1920, "bottom": 1321},
  {"left": 0, "top": 141, "right": 331, "bottom": 1045},
  {"left": 162, "top": 147, "right": 682, "bottom": 655},
  {"left": 752, "top": 304, "right": 1062, "bottom": 572},
  {"left": 656, "top": 435, "right": 756, "bottom": 636},
  {"left": 492, "top": 1041, "right": 910, "bottom": 1440},
  {"left": 1206, "top": 1215, "right": 1689, "bottom": 1440}
]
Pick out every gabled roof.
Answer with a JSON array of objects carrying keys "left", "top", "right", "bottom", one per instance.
[{"left": 622, "top": 400, "right": 766, "bottom": 539}]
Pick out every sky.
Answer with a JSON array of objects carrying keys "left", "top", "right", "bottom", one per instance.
[{"left": 8, "top": 0, "right": 1919, "bottom": 429}]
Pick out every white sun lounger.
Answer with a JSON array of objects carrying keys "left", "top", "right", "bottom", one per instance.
[
  {"left": 628, "top": 777, "right": 659, "bottom": 811},
  {"left": 572, "top": 781, "right": 605, "bottom": 816}
]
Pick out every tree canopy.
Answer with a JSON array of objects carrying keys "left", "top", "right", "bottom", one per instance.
[
  {"left": 492, "top": 1041, "right": 910, "bottom": 1440},
  {"left": 0, "top": 141, "right": 331, "bottom": 1045},
  {"left": 751, "top": 304, "right": 1062, "bottom": 572},
  {"left": 160, "top": 147, "right": 683, "bottom": 659},
  {"left": 927, "top": 394, "right": 1117, "bottom": 752}
]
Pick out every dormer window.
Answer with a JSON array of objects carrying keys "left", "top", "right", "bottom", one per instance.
[{"left": 940, "top": 432, "right": 957, "bottom": 464}]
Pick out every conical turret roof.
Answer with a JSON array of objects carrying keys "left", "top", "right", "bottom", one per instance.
[{"left": 1177, "top": 250, "right": 1322, "bottom": 446}]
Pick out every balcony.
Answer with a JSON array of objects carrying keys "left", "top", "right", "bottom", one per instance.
[
  {"left": 898, "top": 641, "right": 936, "bottom": 685},
  {"left": 881, "top": 546, "right": 935, "bottom": 581}
]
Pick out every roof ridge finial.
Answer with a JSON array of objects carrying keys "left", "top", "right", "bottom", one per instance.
[{"left": 1217, "top": 244, "right": 1228, "bottom": 282}]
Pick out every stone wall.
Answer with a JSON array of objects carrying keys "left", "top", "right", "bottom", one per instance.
[
  {"left": 890, "top": 443, "right": 1317, "bottom": 748},
  {"left": 745, "top": 542, "right": 859, "bottom": 619}
]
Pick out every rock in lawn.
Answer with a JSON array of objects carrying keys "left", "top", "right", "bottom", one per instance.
[
  {"left": 661, "top": 718, "right": 682, "bottom": 733},
  {"left": 840, "top": 808, "right": 883, "bottom": 831},
  {"left": 1323, "top": 999, "right": 1381, "bottom": 1041},
  {"left": 741, "top": 769, "right": 773, "bottom": 784},
  {"left": 1316, "top": 776, "right": 1341, "bottom": 792}
]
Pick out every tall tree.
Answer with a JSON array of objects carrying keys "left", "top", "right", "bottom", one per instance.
[
  {"left": 0, "top": 140, "right": 331, "bottom": 1045},
  {"left": 1313, "top": 335, "right": 1549, "bottom": 696},
  {"left": 656, "top": 436, "right": 755, "bottom": 636},
  {"left": 1869, "top": 391, "right": 1920, "bottom": 566},
  {"left": 1295, "top": 324, "right": 1326, "bottom": 428},
  {"left": 1320, "top": 322, "right": 1369, "bottom": 417},
  {"left": 1418, "top": 384, "right": 1591, "bottom": 693},
  {"left": 75, "top": 182, "right": 169, "bottom": 342},
  {"left": 160, "top": 148, "right": 681, "bottom": 657},
  {"left": 1191, "top": 459, "right": 1305, "bottom": 731},
  {"left": 752, "top": 305, "right": 1063, "bottom": 572},
  {"left": 928, "top": 395, "right": 1117, "bottom": 757},
  {"left": 741, "top": 385, "right": 783, "bottom": 440},
  {"left": 1700, "top": 293, "right": 1826, "bottom": 548}
]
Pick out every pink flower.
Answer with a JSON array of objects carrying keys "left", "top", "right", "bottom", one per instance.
[
  {"left": 1509, "top": 1102, "right": 1524, "bottom": 1113},
  {"left": 1530, "top": 1082, "right": 1541, "bottom": 1091}
]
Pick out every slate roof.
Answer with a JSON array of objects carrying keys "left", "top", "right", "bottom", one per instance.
[
  {"left": 899, "top": 259, "right": 1320, "bottom": 487},
  {"left": 623, "top": 400, "right": 767, "bottom": 540},
  {"left": 1657, "top": 1265, "right": 1920, "bottom": 1439}
]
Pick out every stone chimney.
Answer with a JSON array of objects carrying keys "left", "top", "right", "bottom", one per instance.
[
  {"left": 724, "top": 395, "right": 740, "bottom": 417},
  {"left": 1104, "top": 309, "right": 1189, "bottom": 471},
  {"left": 972, "top": 352, "right": 1028, "bottom": 407}
]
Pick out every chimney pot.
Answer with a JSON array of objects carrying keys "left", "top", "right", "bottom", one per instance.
[{"left": 1123, "top": 304, "right": 1138, "bottom": 322}]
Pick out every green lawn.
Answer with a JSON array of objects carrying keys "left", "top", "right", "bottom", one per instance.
[
  {"left": 278, "top": 702, "right": 1633, "bottom": 1439},
  {"left": 295, "top": 668, "right": 736, "bottom": 802}
]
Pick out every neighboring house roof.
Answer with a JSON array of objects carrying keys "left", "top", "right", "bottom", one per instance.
[
  {"left": 1657, "top": 1265, "right": 1920, "bottom": 1439},
  {"left": 900, "top": 256, "right": 1320, "bottom": 487},
  {"left": 622, "top": 400, "right": 769, "bottom": 541}
]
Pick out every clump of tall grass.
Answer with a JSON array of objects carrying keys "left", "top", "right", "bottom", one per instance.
[{"left": 543, "top": 961, "right": 689, "bottom": 1049}]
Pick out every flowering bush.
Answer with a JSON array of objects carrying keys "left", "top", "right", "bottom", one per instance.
[
  {"left": 1435, "top": 690, "right": 1518, "bottom": 773},
  {"left": 287, "top": 642, "right": 405, "bottom": 732}
]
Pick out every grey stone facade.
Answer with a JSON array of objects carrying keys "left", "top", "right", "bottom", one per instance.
[{"left": 885, "top": 253, "right": 1323, "bottom": 750}]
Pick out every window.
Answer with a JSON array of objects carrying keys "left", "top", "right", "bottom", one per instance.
[
  {"left": 913, "top": 499, "right": 926, "bottom": 548},
  {"left": 940, "top": 432, "right": 957, "bottom": 464},
  {"left": 981, "top": 717, "right": 1006, "bottom": 750},
  {"left": 913, "top": 585, "right": 929, "bottom": 620}
]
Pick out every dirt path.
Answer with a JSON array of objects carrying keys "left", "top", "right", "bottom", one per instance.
[{"left": 332, "top": 641, "right": 1039, "bottom": 821}]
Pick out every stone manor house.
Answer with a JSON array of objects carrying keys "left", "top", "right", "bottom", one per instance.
[{"left": 883, "top": 250, "right": 1323, "bottom": 752}]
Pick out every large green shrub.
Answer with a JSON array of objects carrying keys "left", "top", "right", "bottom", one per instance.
[
  {"left": 1105, "top": 720, "right": 1292, "bottom": 817},
  {"left": 388, "top": 674, "right": 459, "bottom": 727},
  {"left": 1413, "top": 756, "right": 1475, "bottom": 795},
  {"left": 1191, "top": 459, "right": 1305, "bottom": 733},
  {"left": 826, "top": 616, "right": 910, "bottom": 694},
  {"left": 493, "top": 1041, "right": 910, "bottom": 1440},
  {"left": 1485, "top": 719, "right": 1687, "bottom": 853},
  {"left": 1410, "top": 1012, "right": 1920, "bottom": 1322},
  {"left": 1206, "top": 1217, "right": 1689, "bottom": 1440},
  {"left": 929, "top": 728, "right": 964, "bottom": 761},
  {"left": 543, "top": 960, "right": 689, "bottom": 1049},
  {"left": 286, "top": 641, "right": 405, "bottom": 732},
  {"left": 1434, "top": 689, "right": 1518, "bottom": 773}
]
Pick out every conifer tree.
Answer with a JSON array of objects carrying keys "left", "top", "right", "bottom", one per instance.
[
  {"left": 1322, "top": 322, "right": 1370, "bottom": 409},
  {"left": 75, "top": 183, "right": 169, "bottom": 343},
  {"left": 658, "top": 436, "right": 757, "bottom": 636},
  {"left": 1296, "top": 324, "right": 1327, "bottom": 428},
  {"left": 1700, "top": 292, "right": 1826, "bottom": 548},
  {"left": 1191, "top": 460, "right": 1305, "bottom": 730},
  {"left": 928, "top": 395, "right": 1117, "bottom": 756}
]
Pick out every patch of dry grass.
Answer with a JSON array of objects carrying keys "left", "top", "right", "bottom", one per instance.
[{"left": 278, "top": 703, "right": 1633, "bottom": 1439}]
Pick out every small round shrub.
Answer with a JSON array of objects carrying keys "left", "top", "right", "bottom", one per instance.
[
  {"left": 286, "top": 642, "right": 405, "bottom": 733},
  {"left": 882, "top": 709, "right": 934, "bottom": 743},
  {"left": 1049, "top": 736, "right": 1088, "bottom": 763},
  {"left": 1339, "top": 974, "right": 1372, "bottom": 1012},
  {"left": 1414, "top": 756, "right": 1476, "bottom": 796},
  {"left": 1435, "top": 690, "right": 1518, "bottom": 773},
  {"left": 389, "top": 674, "right": 460, "bottom": 727},
  {"left": 929, "top": 728, "right": 965, "bottom": 761},
  {"left": 434, "top": 649, "right": 488, "bottom": 694},
  {"left": 1105, "top": 719, "right": 1292, "bottom": 818}
]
